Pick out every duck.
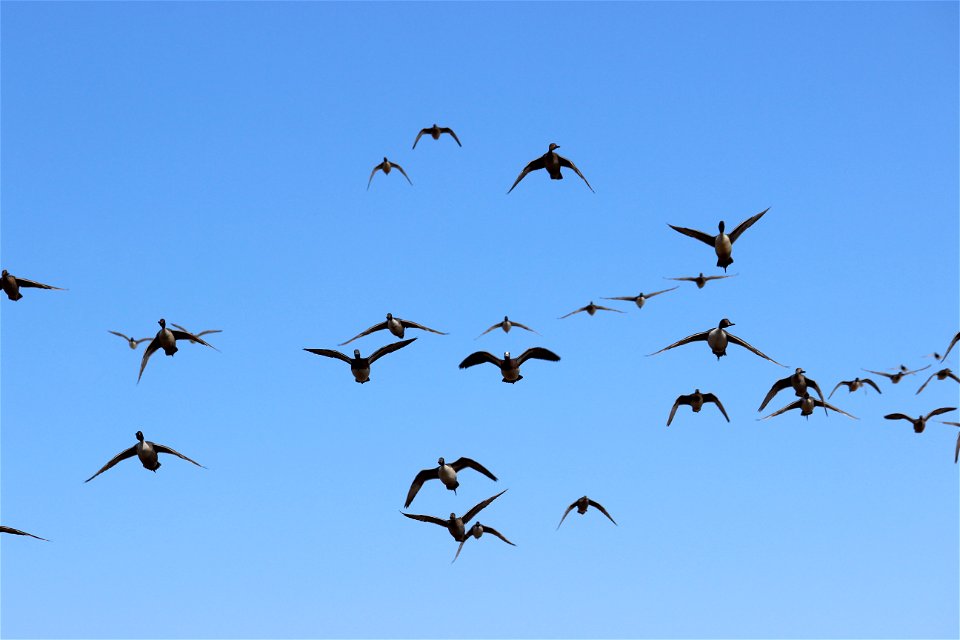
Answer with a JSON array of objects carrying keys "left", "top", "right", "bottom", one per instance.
[
  {"left": 667, "top": 207, "right": 769, "bottom": 271},
  {"left": 304, "top": 338, "right": 416, "bottom": 384},
  {"left": 339, "top": 313, "right": 446, "bottom": 346},
  {"left": 758, "top": 368, "right": 826, "bottom": 414},
  {"left": 138, "top": 319, "right": 218, "bottom": 383},
  {"left": 602, "top": 286, "right": 678, "bottom": 309},
  {"left": 402, "top": 490, "right": 507, "bottom": 542},
  {"left": 412, "top": 124, "right": 461, "bottom": 149},
  {"left": 828, "top": 377, "right": 882, "bottom": 399},
  {"left": 941, "top": 332, "right": 959, "bottom": 362},
  {"left": 760, "top": 393, "right": 857, "bottom": 420},
  {"left": 404, "top": 456, "right": 498, "bottom": 508},
  {"left": 884, "top": 407, "right": 956, "bottom": 433},
  {"left": 916, "top": 368, "right": 959, "bottom": 394},
  {"left": 458, "top": 347, "right": 561, "bottom": 383},
  {"left": 452, "top": 522, "right": 516, "bottom": 563},
  {"left": 475, "top": 315, "right": 540, "bottom": 339},
  {"left": 862, "top": 365, "right": 930, "bottom": 385},
  {"left": 557, "top": 496, "right": 617, "bottom": 529},
  {"left": 108, "top": 330, "right": 150, "bottom": 350},
  {"left": 85, "top": 430, "right": 204, "bottom": 482},
  {"left": 1, "top": 269, "right": 65, "bottom": 301},
  {"left": 941, "top": 422, "right": 960, "bottom": 463},
  {"left": 367, "top": 157, "right": 412, "bottom": 190},
  {"left": 667, "top": 389, "right": 730, "bottom": 426},
  {"left": 507, "top": 143, "right": 594, "bottom": 194},
  {"left": 648, "top": 318, "right": 784, "bottom": 366},
  {"left": 665, "top": 272, "right": 738, "bottom": 289},
  {"left": 558, "top": 301, "right": 624, "bottom": 319},
  {"left": 170, "top": 323, "right": 222, "bottom": 345},
  {"left": 0, "top": 526, "right": 48, "bottom": 541}
]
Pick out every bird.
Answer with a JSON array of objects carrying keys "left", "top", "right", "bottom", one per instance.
[
  {"left": 557, "top": 496, "right": 617, "bottom": 529},
  {"left": 170, "top": 323, "right": 222, "bottom": 345},
  {"left": 1, "top": 269, "right": 64, "bottom": 301},
  {"left": 458, "top": 347, "right": 561, "bottom": 383},
  {"left": 602, "top": 286, "right": 678, "bottom": 309},
  {"left": 916, "top": 368, "right": 959, "bottom": 394},
  {"left": 667, "top": 389, "right": 730, "bottom": 426},
  {"left": 558, "top": 301, "right": 624, "bottom": 319},
  {"left": 138, "top": 319, "right": 218, "bottom": 383},
  {"left": 108, "top": 330, "right": 150, "bottom": 350},
  {"left": 760, "top": 393, "right": 857, "bottom": 420},
  {"left": 404, "top": 457, "right": 498, "bottom": 508},
  {"left": 828, "top": 377, "right": 882, "bottom": 399},
  {"left": 85, "top": 430, "right": 204, "bottom": 482},
  {"left": 666, "top": 272, "right": 738, "bottom": 289},
  {"left": 367, "top": 157, "right": 412, "bottom": 190},
  {"left": 758, "top": 368, "right": 826, "bottom": 414},
  {"left": 304, "top": 338, "right": 416, "bottom": 384},
  {"left": 339, "top": 313, "right": 446, "bottom": 346},
  {"left": 939, "top": 422, "right": 960, "bottom": 463},
  {"left": 452, "top": 522, "right": 516, "bottom": 563},
  {"left": 402, "top": 490, "right": 507, "bottom": 542},
  {"left": 862, "top": 365, "right": 930, "bottom": 385},
  {"left": 475, "top": 316, "right": 540, "bottom": 339},
  {"left": 0, "top": 526, "right": 48, "bottom": 541},
  {"left": 667, "top": 207, "right": 769, "bottom": 271},
  {"left": 923, "top": 352, "right": 942, "bottom": 360},
  {"left": 507, "top": 143, "right": 594, "bottom": 194},
  {"left": 648, "top": 318, "right": 784, "bottom": 366},
  {"left": 941, "top": 332, "right": 960, "bottom": 362},
  {"left": 412, "top": 124, "right": 461, "bottom": 149},
  {"left": 884, "top": 407, "right": 957, "bottom": 433}
]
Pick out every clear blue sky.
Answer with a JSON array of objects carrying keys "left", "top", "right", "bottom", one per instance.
[{"left": 2, "top": 2, "right": 958, "bottom": 638}]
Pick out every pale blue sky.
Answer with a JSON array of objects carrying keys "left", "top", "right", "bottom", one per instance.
[{"left": 2, "top": 2, "right": 958, "bottom": 638}]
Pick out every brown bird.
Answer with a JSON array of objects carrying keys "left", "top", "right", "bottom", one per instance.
[
  {"left": 339, "top": 313, "right": 446, "bottom": 346},
  {"left": 941, "top": 332, "right": 959, "bottom": 362},
  {"left": 557, "top": 496, "right": 617, "bottom": 529},
  {"left": 758, "top": 368, "right": 826, "bottom": 414},
  {"left": 862, "top": 365, "right": 930, "bottom": 385},
  {"left": 304, "top": 338, "right": 416, "bottom": 384},
  {"left": 138, "top": 319, "right": 218, "bottom": 383},
  {"left": 0, "top": 526, "right": 48, "bottom": 541},
  {"left": 458, "top": 347, "right": 560, "bottom": 383},
  {"left": 666, "top": 272, "right": 738, "bottom": 289},
  {"left": 916, "top": 368, "right": 959, "bottom": 394},
  {"left": 475, "top": 316, "right": 540, "bottom": 339},
  {"left": 367, "top": 157, "right": 412, "bottom": 190},
  {"left": 884, "top": 407, "right": 956, "bottom": 433},
  {"left": 402, "top": 490, "right": 507, "bottom": 542},
  {"left": 404, "top": 457, "right": 498, "bottom": 508},
  {"left": 760, "top": 393, "right": 857, "bottom": 420},
  {"left": 507, "top": 143, "right": 594, "bottom": 194},
  {"left": 108, "top": 331, "right": 151, "bottom": 350},
  {"left": 412, "top": 124, "right": 461, "bottom": 149},
  {"left": 85, "top": 430, "right": 204, "bottom": 482},
  {"left": 668, "top": 207, "right": 769, "bottom": 271},
  {"left": 602, "top": 286, "right": 678, "bottom": 309},
  {"left": 667, "top": 389, "right": 730, "bottom": 426},
  {"left": 648, "top": 318, "right": 784, "bottom": 366},
  {"left": 452, "top": 522, "right": 516, "bottom": 563},
  {"left": 558, "top": 301, "right": 624, "bottom": 319},
  {"left": 828, "top": 377, "right": 882, "bottom": 399},
  {"left": 1, "top": 269, "right": 64, "bottom": 301}
]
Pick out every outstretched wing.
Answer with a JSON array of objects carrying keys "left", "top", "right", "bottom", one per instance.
[
  {"left": 108, "top": 330, "right": 132, "bottom": 341},
  {"left": 480, "top": 524, "right": 516, "bottom": 546},
  {"left": 452, "top": 534, "right": 471, "bottom": 563},
  {"left": 587, "top": 499, "right": 618, "bottom": 525},
  {"left": 862, "top": 378, "right": 882, "bottom": 394},
  {"left": 817, "top": 400, "right": 858, "bottom": 420},
  {"left": 411, "top": 128, "right": 428, "bottom": 149},
  {"left": 558, "top": 306, "right": 587, "bottom": 319},
  {"left": 592, "top": 304, "right": 624, "bottom": 313},
  {"left": 507, "top": 156, "right": 546, "bottom": 194},
  {"left": 666, "top": 396, "right": 687, "bottom": 427},
  {"left": 646, "top": 286, "right": 678, "bottom": 298},
  {"left": 883, "top": 413, "right": 913, "bottom": 422},
  {"left": 440, "top": 128, "right": 462, "bottom": 146},
  {"left": 474, "top": 322, "right": 503, "bottom": 339},
  {"left": 170, "top": 330, "right": 219, "bottom": 352},
  {"left": 924, "top": 407, "right": 957, "bottom": 421},
  {"left": 339, "top": 321, "right": 389, "bottom": 346},
  {"left": 759, "top": 400, "right": 802, "bottom": 421},
  {"left": 862, "top": 368, "right": 894, "bottom": 380},
  {"left": 304, "top": 348, "right": 353, "bottom": 364},
  {"left": 401, "top": 512, "right": 448, "bottom": 527},
  {"left": 517, "top": 347, "right": 561, "bottom": 364},
  {"left": 450, "top": 457, "right": 497, "bottom": 481},
  {"left": 152, "top": 443, "right": 205, "bottom": 468},
  {"left": 728, "top": 207, "right": 769, "bottom": 243},
  {"left": 459, "top": 351, "right": 501, "bottom": 369},
  {"left": 85, "top": 445, "right": 138, "bottom": 482},
  {"left": 647, "top": 330, "right": 709, "bottom": 356},
  {"left": 827, "top": 381, "right": 845, "bottom": 399},
  {"left": 137, "top": 336, "right": 162, "bottom": 383},
  {"left": 941, "top": 331, "right": 959, "bottom": 362},
  {"left": 556, "top": 154, "right": 594, "bottom": 192},
  {"left": 758, "top": 376, "right": 792, "bottom": 412},
  {"left": 398, "top": 318, "right": 447, "bottom": 335},
  {"left": 508, "top": 321, "right": 539, "bottom": 335},
  {"left": 405, "top": 468, "right": 437, "bottom": 508},
  {"left": 0, "top": 526, "right": 48, "bottom": 541},
  {"left": 916, "top": 372, "right": 938, "bottom": 395},
  {"left": 462, "top": 489, "right": 508, "bottom": 524},
  {"left": 905, "top": 364, "right": 931, "bottom": 376},
  {"left": 14, "top": 276, "right": 64, "bottom": 290},
  {"left": 367, "top": 163, "right": 383, "bottom": 190},
  {"left": 392, "top": 162, "right": 413, "bottom": 185},
  {"left": 367, "top": 337, "right": 417, "bottom": 364},
  {"left": 667, "top": 224, "right": 715, "bottom": 247},
  {"left": 703, "top": 393, "right": 730, "bottom": 422},
  {"left": 726, "top": 332, "right": 785, "bottom": 367},
  {"left": 556, "top": 502, "right": 578, "bottom": 529}
]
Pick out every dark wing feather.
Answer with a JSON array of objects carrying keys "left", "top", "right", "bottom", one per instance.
[
  {"left": 667, "top": 224, "right": 716, "bottom": 247},
  {"left": 461, "top": 489, "right": 508, "bottom": 524},
  {"left": 480, "top": 525, "right": 516, "bottom": 546},
  {"left": 508, "top": 320, "right": 539, "bottom": 335},
  {"left": 916, "top": 372, "right": 937, "bottom": 395},
  {"left": 924, "top": 407, "right": 957, "bottom": 421},
  {"left": 152, "top": 442, "right": 205, "bottom": 467},
  {"left": 593, "top": 304, "right": 624, "bottom": 313},
  {"left": 304, "top": 348, "right": 354, "bottom": 364},
  {"left": 558, "top": 306, "right": 587, "bottom": 319},
  {"left": 412, "top": 129, "right": 427, "bottom": 149},
  {"left": 108, "top": 330, "right": 132, "bottom": 341},
  {"left": 401, "top": 512, "right": 448, "bottom": 527},
  {"left": 587, "top": 499, "right": 618, "bottom": 525},
  {"left": 758, "top": 376, "right": 792, "bottom": 411},
  {"left": 367, "top": 338, "right": 417, "bottom": 364},
  {"left": 862, "top": 378, "right": 882, "bottom": 394},
  {"left": 759, "top": 400, "right": 802, "bottom": 420},
  {"left": 459, "top": 351, "right": 502, "bottom": 369},
  {"left": 884, "top": 413, "right": 913, "bottom": 422},
  {"left": 450, "top": 457, "right": 497, "bottom": 481},
  {"left": 14, "top": 276, "right": 64, "bottom": 290},
  {"left": 405, "top": 468, "right": 438, "bottom": 508},
  {"left": 338, "top": 321, "right": 388, "bottom": 346},
  {"left": 646, "top": 286, "right": 678, "bottom": 298},
  {"left": 84, "top": 445, "right": 138, "bottom": 482},
  {"left": 941, "top": 331, "right": 960, "bottom": 362},
  {"left": 666, "top": 396, "right": 689, "bottom": 427},
  {"left": 452, "top": 535, "right": 470, "bottom": 563},
  {"left": 906, "top": 364, "right": 931, "bottom": 375},
  {"left": 817, "top": 400, "right": 857, "bottom": 420},
  {"left": 703, "top": 393, "right": 730, "bottom": 422},
  {"left": 475, "top": 323, "right": 502, "bottom": 339},
  {"left": 863, "top": 368, "right": 895, "bottom": 380},
  {"left": 440, "top": 128, "right": 462, "bottom": 146},
  {"left": 727, "top": 207, "right": 769, "bottom": 243},
  {"left": 392, "top": 162, "right": 413, "bottom": 185},
  {"left": 725, "top": 332, "right": 785, "bottom": 367},
  {"left": 602, "top": 296, "right": 638, "bottom": 302},
  {"left": 0, "top": 526, "right": 48, "bottom": 541},
  {"left": 556, "top": 502, "right": 577, "bottom": 529},
  {"left": 506, "top": 156, "right": 546, "bottom": 193},
  {"left": 170, "top": 330, "right": 219, "bottom": 351},
  {"left": 398, "top": 319, "right": 447, "bottom": 335},
  {"left": 647, "top": 330, "right": 710, "bottom": 356},
  {"left": 367, "top": 163, "right": 383, "bottom": 190},
  {"left": 516, "top": 347, "right": 561, "bottom": 364},
  {"left": 137, "top": 337, "right": 162, "bottom": 383},
  {"left": 827, "top": 381, "right": 845, "bottom": 399},
  {"left": 556, "top": 154, "right": 594, "bottom": 192}
]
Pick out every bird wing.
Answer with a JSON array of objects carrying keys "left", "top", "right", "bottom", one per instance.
[
  {"left": 827, "top": 381, "right": 845, "bottom": 399},
  {"left": 558, "top": 306, "right": 587, "bottom": 319},
  {"left": 84, "top": 445, "right": 138, "bottom": 482},
  {"left": 704, "top": 274, "right": 737, "bottom": 281},
  {"left": 303, "top": 348, "right": 353, "bottom": 364},
  {"left": 587, "top": 499, "right": 618, "bottom": 525},
  {"left": 647, "top": 330, "right": 709, "bottom": 356},
  {"left": 392, "top": 162, "right": 413, "bottom": 185},
  {"left": 462, "top": 489, "right": 508, "bottom": 524},
  {"left": 905, "top": 364, "right": 931, "bottom": 375},
  {"left": 338, "top": 321, "right": 388, "bottom": 346},
  {"left": 480, "top": 525, "right": 516, "bottom": 546},
  {"left": 411, "top": 129, "right": 427, "bottom": 149},
  {"left": 450, "top": 457, "right": 498, "bottom": 481},
  {"left": 759, "top": 400, "right": 802, "bottom": 420},
  {"left": 956, "top": 432, "right": 960, "bottom": 464},
  {"left": 725, "top": 332, "right": 785, "bottom": 367},
  {"left": 367, "top": 163, "right": 383, "bottom": 190},
  {"left": 367, "top": 337, "right": 417, "bottom": 364},
  {"left": 924, "top": 407, "right": 957, "bottom": 421},
  {"left": 0, "top": 526, "right": 48, "bottom": 541},
  {"left": 916, "top": 372, "right": 937, "bottom": 395},
  {"left": 862, "top": 378, "right": 882, "bottom": 394},
  {"left": 440, "top": 128, "right": 462, "bottom": 146},
  {"left": 666, "top": 396, "right": 688, "bottom": 427},
  {"left": 862, "top": 369, "right": 894, "bottom": 380},
  {"left": 475, "top": 322, "right": 503, "bottom": 339},
  {"left": 949, "top": 372, "right": 960, "bottom": 383},
  {"left": 668, "top": 224, "right": 715, "bottom": 247},
  {"left": 170, "top": 330, "right": 219, "bottom": 351},
  {"left": 517, "top": 347, "right": 561, "bottom": 364},
  {"left": 758, "top": 376, "right": 792, "bottom": 412},
  {"left": 817, "top": 400, "right": 858, "bottom": 420},
  {"left": 152, "top": 443, "right": 205, "bottom": 468},
  {"left": 405, "top": 468, "right": 438, "bottom": 508},
  {"left": 883, "top": 413, "right": 913, "bottom": 422},
  {"left": 593, "top": 304, "right": 625, "bottom": 313},
  {"left": 508, "top": 320, "right": 539, "bottom": 335},
  {"left": 452, "top": 535, "right": 471, "bottom": 563},
  {"left": 172, "top": 323, "right": 222, "bottom": 340},
  {"left": 557, "top": 502, "right": 577, "bottom": 529},
  {"left": 137, "top": 336, "right": 162, "bottom": 383},
  {"left": 556, "top": 154, "right": 594, "bottom": 192},
  {"left": 646, "top": 286, "right": 679, "bottom": 298},
  {"left": 398, "top": 318, "right": 447, "bottom": 335},
  {"left": 602, "top": 296, "right": 637, "bottom": 302},
  {"left": 941, "top": 331, "right": 959, "bottom": 362},
  {"left": 14, "top": 276, "right": 64, "bottom": 290},
  {"left": 703, "top": 393, "right": 730, "bottom": 422},
  {"left": 728, "top": 207, "right": 770, "bottom": 243},
  {"left": 459, "top": 351, "right": 501, "bottom": 369},
  {"left": 401, "top": 512, "right": 447, "bottom": 527},
  {"left": 506, "top": 156, "right": 546, "bottom": 194},
  {"left": 108, "top": 330, "right": 132, "bottom": 341},
  {"left": 664, "top": 276, "right": 696, "bottom": 283}
]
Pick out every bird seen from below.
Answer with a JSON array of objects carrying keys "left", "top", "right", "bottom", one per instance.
[
  {"left": 557, "top": 496, "right": 618, "bottom": 529},
  {"left": 862, "top": 365, "right": 930, "bottom": 385},
  {"left": 339, "top": 313, "right": 446, "bottom": 345},
  {"left": 507, "top": 143, "right": 594, "bottom": 194},
  {"left": 458, "top": 347, "right": 561, "bottom": 383},
  {"left": 916, "top": 368, "right": 959, "bottom": 394},
  {"left": 558, "top": 301, "right": 624, "bottom": 319},
  {"left": 367, "top": 157, "right": 412, "bottom": 190},
  {"left": 412, "top": 124, "right": 461, "bottom": 149},
  {"left": 668, "top": 207, "right": 769, "bottom": 271},
  {"left": 758, "top": 368, "right": 826, "bottom": 414},
  {"left": 138, "top": 319, "right": 219, "bottom": 383},
  {"left": 304, "top": 338, "right": 416, "bottom": 384},
  {"left": 85, "top": 431, "right": 204, "bottom": 482},
  {"left": 667, "top": 389, "right": 730, "bottom": 426},
  {"left": 402, "top": 490, "right": 507, "bottom": 542},
  {"left": 602, "top": 286, "right": 678, "bottom": 309},
  {"left": 666, "top": 272, "right": 738, "bottom": 289},
  {"left": 884, "top": 407, "right": 957, "bottom": 433},
  {"left": 475, "top": 316, "right": 540, "bottom": 339},
  {"left": 1, "top": 269, "right": 64, "bottom": 301},
  {"left": 108, "top": 330, "right": 150, "bottom": 350},
  {"left": 648, "top": 318, "right": 784, "bottom": 366},
  {"left": 404, "top": 457, "right": 498, "bottom": 508},
  {"left": 760, "top": 393, "right": 857, "bottom": 420},
  {"left": 828, "top": 377, "right": 882, "bottom": 398}
]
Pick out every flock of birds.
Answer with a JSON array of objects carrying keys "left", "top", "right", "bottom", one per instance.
[{"left": 3, "top": 128, "right": 959, "bottom": 563}]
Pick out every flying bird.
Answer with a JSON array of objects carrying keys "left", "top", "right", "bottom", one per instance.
[
  {"left": 458, "top": 347, "right": 561, "bottom": 383},
  {"left": 758, "top": 368, "right": 826, "bottom": 414},
  {"left": 108, "top": 331, "right": 150, "bottom": 350},
  {"left": 452, "top": 522, "right": 516, "bottom": 563},
  {"left": 85, "top": 430, "right": 204, "bottom": 482},
  {"left": 507, "top": 143, "right": 594, "bottom": 194},
  {"left": 402, "top": 490, "right": 508, "bottom": 542},
  {"left": 828, "top": 377, "right": 882, "bottom": 399},
  {"left": 1, "top": 269, "right": 64, "bottom": 301},
  {"left": 760, "top": 393, "right": 857, "bottom": 420},
  {"left": 916, "top": 368, "right": 959, "bottom": 394},
  {"left": 668, "top": 207, "right": 769, "bottom": 271},
  {"left": 404, "top": 457, "right": 498, "bottom": 508},
  {"left": 138, "top": 319, "right": 218, "bottom": 383},
  {"left": 648, "top": 318, "right": 784, "bottom": 366},
  {"left": 367, "top": 157, "right": 412, "bottom": 190},
  {"left": 884, "top": 407, "right": 957, "bottom": 433},
  {"left": 339, "top": 313, "right": 446, "bottom": 346},
  {"left": 304, "top": 338, "right": 416, "bottom": 384},
  {"left": 558, "top": 301, "right": 624, "bottom": 319},
  {"left": 602, "top": 286, "right": 678, "bottom": 309},
  {"left": 475, "top": 316, "right": 540, "bottom": 339},
  {"left": 557, "top": 496, "right": 618, "bottom": 529},
  {"left": 667, "top": 389, "right": 730, "bottom": 426},
  {"left": 412, "top": 124, "right": 461, "bottom": 149},
  {"left": 862, "top": 365, "right": 930, "bottom": 385},
  {"left": 0, "top": 526, "right": 48, "bottom": 541},
  {"left": 666, "top": 272, "right": 738, "bottom": 289}
]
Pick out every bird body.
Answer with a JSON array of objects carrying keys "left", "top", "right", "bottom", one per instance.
[
  {"left": 649, "top": 318, "right": 784, "bottom": 365},
  {"left": 507, "top": 143, "right": 594, "bottom": 193},
  {"left": 305, "top": 338, "right": 416, "bottom": 384},
  {"left": 828, "top": 377, "right": 882, "bottom": 398},
  {"left": 339, "top": 313, "right": 446, "bottom": 345},
  {"left": 475, "top": 316, "right": 539, "bottom": 339},
  {"left": 668, "top": 208, "right": 768, "bottom": 271},
  {"left": 368, "top": 158, "right": 412, "bottom": 190},
  {"left": 85, "top": 431, "right": 204, "bottom": 482},
  {"left": 412, "top": 124, "right": 461, "bottom": 148},
  {"left": 138, "top": 319, "right": 217, "bottom": 383},
  {"left": 458, "top": 347, "right": 560, "bottom": 383},
  {"left": 557, "top": 496, "right": 617, "bottom": 529},
  {"left": 402, "top": 490, "right": 507, "bottom": 542},
  {"left": 667, "top": 389, "right": 730, "bottom": 426},
  {"left": 404, "top": 457, "right": 498, "bottom": 508},
  {"left": 1, "top": 269, "right": 64, "bottom": 301}
]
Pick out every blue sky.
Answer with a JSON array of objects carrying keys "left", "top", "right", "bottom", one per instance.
[{"left": 1, "top": 2, "right": 958, "bottom": 638}]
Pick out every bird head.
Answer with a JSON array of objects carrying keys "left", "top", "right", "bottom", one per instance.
[
  {"left": 718, "top": 221, "right": 726, "bottom": 233},
  {"left": 135, "top": 431, "right": 145, "bottom": 442},
  {"left": 548, "top": 143, "right": 560, "bottom": 151},
  {"left": 437, "top": 457, "right": 445, "bottom": 466},
  {"left": 719, "top": 318, "right": 735, "bottom": 328}
]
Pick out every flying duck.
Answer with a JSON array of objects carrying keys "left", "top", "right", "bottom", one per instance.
[
  {"left": 557, "top": 496, "right": 617, "bottom": 529},
  {"left": 138, "top": 319, "right": 218, "bottom": 383},
  {"left": 1, "top": 269, "right": 65, "bottom": 301},
  {"left": 668, "top": 207, "right": 769, "bottom": 271},
  {"left": 828, "top": 377, "right": 882, "bottom": 399},
  {"left": 458, "top": 347, "right": 561, "bottom": 383},
  {"left": 170, "top": 323, "right": 222, "bottom": 345},
  {"left": 760, "top": 393, "right": 857, "bottom": 420},
  {"left": 862, "top": 365, "right": 930, "bottom": 385},
  {"left": 602, "top": 286, "right": 678, "bottom": 309},
  {"left": 758, "top": 368, "right": 826, "bottom": 414},
  {"left": 0, "top": 526, "right": 48, "bottom": 541},
  {"left": 507, "top": 143, "right": 594, "bottom": 194},
  {"left": 666, "top": 273, "right": 738, "bottom": 289},
  {"left": 452, "top": 522, "right": 516, "bottom": 563},
  {"left": 941, "top": 332, "right": 959, "bottom": 362},
  {"left": 108, "top": 331, "right": 150, "bottom": 350},
  {"left": 884, "top": 407, "right": 957, "bottom": 433},
  {"left": 304, "top": 338, "right": 416, "bottom": 384},
  {"left": 339, "top": 313, "right": 446, "bottom": 346},
  {"left": 941, "top": 422, "right": 960, "bottom": 463},
  {"left": 916, "top": 368, "right": 959, "bottom": 394},
  {"left": 412, "top": 124, "right": 461, "bottom": 149},
  {"left": 558, "top": 301, "right": 624, "bottom": 319},
  {"left": 648, "top": 318, "right": 784, "bottom": 366},
  {"left": 85, "top": 430, "right": 204, "bottom": 482},
  {"left": 402, "top": 490, "right": 507, "bottom": 542},
  {"left": 367, "top": 157, "right": 412, "bottom": 190},
  {"left": 404, "top": 456, "right": 498, "bottom": 508},
  {"left": 475, "top": 316, "right": 540, "bottom": 339},
  {"left": 667, "top": 389, "right": 730, "bottom": 426}
]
